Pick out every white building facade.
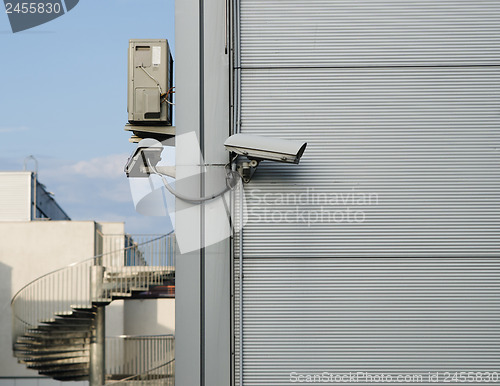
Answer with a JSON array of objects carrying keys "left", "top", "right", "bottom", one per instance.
[
  {"left": 0, "top": 172, "right": 70, "bottom": 222},
  {"left": 0, "top": 172, "right": 175, "bottom": 386}
]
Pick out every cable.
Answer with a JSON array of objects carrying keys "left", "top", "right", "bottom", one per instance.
[
  {"left": 162, "top": 87, "right": 176, "bottom": 105},
  {"left": 137, "top": 65, "right": 163, "bottom": 95},
  {"left": 137, "top": 67, "right": 176, "bottom": 105},
  {"left": 147, "top": 159, "right": 240, "bottom": 204}
]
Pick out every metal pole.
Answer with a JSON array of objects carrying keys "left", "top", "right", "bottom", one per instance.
[
  {"left": 90, "top": 305, "right": 105, "bottom": 386},
  {"left": 229, "top": 0, "right": 243, "bottom": 381},
  {"left": 238, "top": 182, "right": 243, "bottom": 386},
  {"left": 90, "top": 263, "right": 106, "bottom": 386}
]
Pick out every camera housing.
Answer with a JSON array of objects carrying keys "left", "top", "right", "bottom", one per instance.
[
  {"left": 224, "top": 134, "right": 307, "bottom": 164},
  {"left": 124, "top": 138, "right": 163, "bottom": 178}
]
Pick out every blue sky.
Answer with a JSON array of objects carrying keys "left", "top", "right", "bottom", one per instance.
[{"left": 0, "top": 0, "right": 175, "bottom": 234}]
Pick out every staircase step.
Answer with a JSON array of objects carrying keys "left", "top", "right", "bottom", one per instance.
[
  {"left": 61, "top": 317, "right": 92, "bottom": 322},
  {"left": 129, "top": 286, "right": 155, "bottom": 291},
  {"left": 16, "top": 346, "right": 89, "bottom": 356},
  {"left": 92, "top": 300, "right": 112, "bottom": 306},
  {"left": 70, "top": 305, "right": 93, "bottom": 311},
  {"left": 107, "top": 374, "right": 174, "bottom": 381},
  {"left": 19, "top": 340, "right": 90, "bottom": 349},
  {"left": 26, "top": 356, "right": 89, "bottom": 368},
  {"left": 52, "top": 374, "right": 89, "bottom": 382},
  {"left": 19, "top": 350, "right": 89, "bottom": 363},
  {"left": 13, "top": 267, "right": 175, "bottom": 382},
  {"left": 53, "top": 310, "right": 73, "bottom": 316},
  {"left": 39, "top": 318, "right": 56, "bottom": 324},
  {"left": 39, "top": 321, "right": 92, "bottom": 328},
  {"left": 71, "top": 309, "right": 96, "bottom": 317},
  {"left": 17, "top": 350, "right": 88, "bottom": 361},
  {"left": 16, "top": 338, "right": 91, "bottom": 353},
  {"left": 40, "top": 363, "right": 89, "bottom": 372},
  {"left": 25, "top": 331, "right": 90, "bottom": 339},
  {"left": 51, "top": 374, "right": 89, "bottom": 382},
  {"left": 54, "top": 317, "right": 93, "bottom": 324},
  {"left": 36, "top": 324, "right": 89, "bottom": 331},
  {"left": 55, "top": 310, "right": 94, "bottom": 319},
  {"left": 22, "top": 336, "right": 90, "bottom": 344},
  {"left": 33, "top": 324, "right": 91, "bottom": 332},
  {"left": 47, "top": 370, "right": 89, "bottom": 382},
  {"left": 108, "top": 292, "right": 132, "bottom": 297},
  {"left": 39, "top": 364, "right": 89, "bottom": 379}
]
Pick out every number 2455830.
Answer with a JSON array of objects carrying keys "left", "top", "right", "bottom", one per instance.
[{"left": 5, "top": 2, "right": 62, "bottom": 14}]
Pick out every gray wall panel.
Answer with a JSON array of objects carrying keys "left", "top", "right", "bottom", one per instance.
[
  {"left": 235, "top": 1, "right": 500, "bottom": 385},
  {"left": 240, "top": 68, "right": 500, "bottom": 257},
  {"left": 240, "top": 0, "right": 500, "bottom": 67},
  {"left": 175, "top": 0, "right": 202, "bottom": 385},
  {"left": 176, "top": 0, "right": 231, "bottom": 384},
  {"left": 235, "top": 258, "right": 500, "bottom": 385},
  {"left": 203, "top": 0, "right": 231, "bottom": 384}
]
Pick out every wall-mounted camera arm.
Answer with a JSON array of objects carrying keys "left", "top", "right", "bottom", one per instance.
[
  {"left": 124, "top": 138, "right": 239, "bottom": 203},
  {"left": 147, "top": 159, "right": 239, "bottom": 204}
]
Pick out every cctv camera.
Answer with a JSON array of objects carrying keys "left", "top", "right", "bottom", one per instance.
[
  {"left": 124, "top": 138, "right": 163, "bottom": 178},
  {"left": 224, "top": 134, "right": 307, "bottom": 164}
]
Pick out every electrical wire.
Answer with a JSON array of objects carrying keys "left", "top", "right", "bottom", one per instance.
[
  {"left": 147, "top": 158, "right": 240, "bottom": 204},
  {"left": 137, "top": 65, "right": 163, "bottom": 95},
  {"left": 162, "top": 87, "right": 176, "bottom": 105},
  {"left": 137, "top": 66, "right": 176, "bottom": 106}
]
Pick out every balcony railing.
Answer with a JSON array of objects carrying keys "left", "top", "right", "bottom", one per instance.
[
  {"left": 106, "top": 335, "right": 175, "bottom": 385},
  {"left": 11, "top": 232, "right": 176, "bottom": 346},
  {"left": 96, "top": 233, "right": 176, "bottom": 268}
]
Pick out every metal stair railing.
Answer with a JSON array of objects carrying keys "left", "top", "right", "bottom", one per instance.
[
  {"left": 106, "top": 335, "right": 175, "bottom": 385},
  {"left": 11, "top": 233, "right": 176, "bottom": 349}
]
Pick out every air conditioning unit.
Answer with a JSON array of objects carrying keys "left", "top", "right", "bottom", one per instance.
[{"left": 128, "top": 39, "right": 173, "bottom": 125}]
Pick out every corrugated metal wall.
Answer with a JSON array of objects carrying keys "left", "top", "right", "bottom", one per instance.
[
  {"left": 235, "top": 258, "right": 500, "bottom": 385},
  {"left": 0, "top": 172, "right": 31, "bottom": 221},
  {"left": 240, "top": 0, "right": 500, "bottom": 67},
  {"left": 235, "top": 0, "right": 500, "bottom": 384},
  {"left": 240, "top": 67, "right": 500, "bottom": 257}
]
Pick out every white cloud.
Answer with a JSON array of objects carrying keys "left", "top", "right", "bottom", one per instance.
[
  {"left": 69, "top": 153, "right": 129, "bottom": 179},
  {"left": 40, "top": 154, "right": 132, "bottom": 204},
  {"left": 28, "top": 153, "right": 171, "bottom": 234}
]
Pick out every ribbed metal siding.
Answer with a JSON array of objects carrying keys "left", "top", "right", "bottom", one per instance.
[
  {"left": 237, "top": 1, "right": 500, "bottom": 385},
  {"left": 240, "top": 0, "right": 500, "bottom": 67},
  {"left": 239, "top": 67, "right": 500, "bottom": 257},
  {"left": 0, "top": 173, "right": 31, "bottom": 221},
  {"left": 238, "top": 0, "right": 500, "bottom": 258},
  {"left": 234, "top": 258, "right": 500, "bottom": 385}
]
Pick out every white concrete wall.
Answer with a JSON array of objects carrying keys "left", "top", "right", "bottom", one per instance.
[
  {"left": 124, "top": 299, "right": 175, "bottom": 336},
  {"left": 97, "top": 222, "right": 126, "bottom": 265},
  {"left": 98, "top": 222, "right": 125, "bottom": 236},
  {"left": 106, "top": 300, "right": 125, "bottom": 337}
]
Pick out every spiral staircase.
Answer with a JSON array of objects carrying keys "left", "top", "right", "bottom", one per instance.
[{"left": 11, "top": 233, "right": 176, "bottom": 385}]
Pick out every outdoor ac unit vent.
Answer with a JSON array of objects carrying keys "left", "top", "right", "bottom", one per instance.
[{"left": 128, "top": 39, "right": 173, "bottom": 125}]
